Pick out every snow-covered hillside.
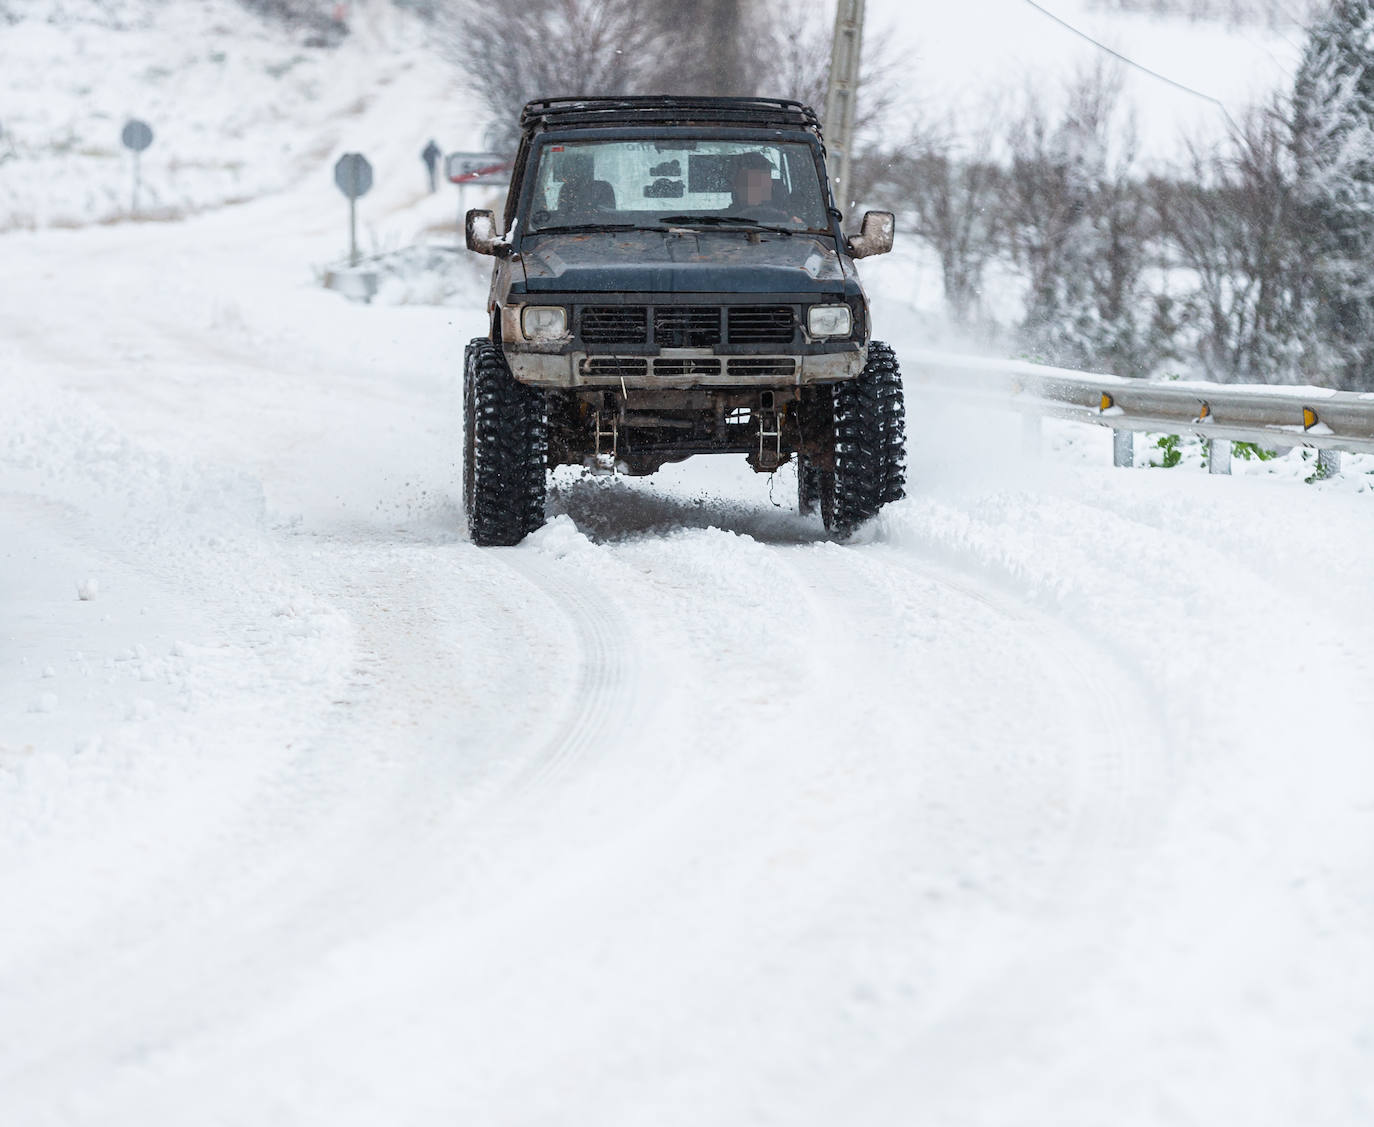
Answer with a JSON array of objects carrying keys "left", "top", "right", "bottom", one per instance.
[
  {"left": 3, "top": 3, "right": 1373, "bottom": 1125},
  {"left": 0, "top": 0, "right": 489, "bottom": 232}
]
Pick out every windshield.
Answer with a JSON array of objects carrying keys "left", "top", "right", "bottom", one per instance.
[{"left": 525, "top": 138, "right": 830, "bottom": 234}]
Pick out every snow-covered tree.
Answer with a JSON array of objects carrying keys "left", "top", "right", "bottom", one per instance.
[
  {"left": 1003, "top": 68, "right": 1153, "bottom": 374},
  {"left": 1292, "top": 0, "right": 1374, "bottom": 389}
]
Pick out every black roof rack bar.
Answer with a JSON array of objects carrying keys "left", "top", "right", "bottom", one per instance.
[{"left": 520, "top": 96, "right": 822, "bottom": 135}]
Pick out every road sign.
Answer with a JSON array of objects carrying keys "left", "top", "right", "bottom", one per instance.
[
  {"left": 445, "top": 151, "right": 510, "bottom": 184},
  {"left": 333, "top": 153, "right": 373, "bottom": 266},
  {"left": 121, "top": 120, "right": 154, "bottom": 215},
  {"left": 122, "top": 119, "right": 153, "bottom": 152},
  {"left": 334, "top": 152, "right": 373, "bottom": 200}
]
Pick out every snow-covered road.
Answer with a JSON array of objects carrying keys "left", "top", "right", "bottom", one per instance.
[{"left": 4, "top": 144, "right": 1374, "bottom": 1125}]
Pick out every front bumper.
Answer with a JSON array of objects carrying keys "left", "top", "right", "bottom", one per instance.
[{"left": 505, "top": 346, "right": 866, "bottom": 388}]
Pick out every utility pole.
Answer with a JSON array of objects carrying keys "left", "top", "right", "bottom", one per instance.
[{"left": 823, "top": 0, "right": 865, "bottom": 225}]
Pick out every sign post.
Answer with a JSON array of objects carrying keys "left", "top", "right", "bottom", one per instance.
[
  {"left": 333, "top": 152, "right": 373, "bottom": 266},
  {"left": 121, "top": 119, "right": 154, "bottom": 215}
]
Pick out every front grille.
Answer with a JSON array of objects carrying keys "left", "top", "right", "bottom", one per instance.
[
  {"left": 581, "top": 306, "right": 648, "bottom": 344},
  {"left": 653, "top": 359, "right": 722, "bottom": 379},
  {"left": 653, "top": 307, "right": 721, "bottom": 347},
  {"left": 584, "top": 357, "right": 649, "bottom": 377},
  {"left": 727, "top": 357, "right": 797, "bottom": 378},
  {"left": 582, "top": 305, "right": 798, "bottom": 346},
  {"left": 728, "top": 306, "right": 795, "bottom": 344}
]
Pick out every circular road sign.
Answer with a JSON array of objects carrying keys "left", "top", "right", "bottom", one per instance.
[
  {"left": 121, "top": 119, "right": 154, "bottom": 153},
  {"left": 334, "top": 152, "right": 373, "bottom": 200}
]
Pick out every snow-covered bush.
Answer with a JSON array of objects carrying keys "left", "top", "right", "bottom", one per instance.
[{"left": 1001, "top": 68, "right": 1157, "bottom": 375}]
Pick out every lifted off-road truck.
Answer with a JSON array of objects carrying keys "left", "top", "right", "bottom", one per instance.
[{"left": 462, "top": 95, "right": 904, "bottom": 546}]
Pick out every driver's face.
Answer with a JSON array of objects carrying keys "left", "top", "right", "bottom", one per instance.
[{"left": 737, "top": 168, "right": 772, "bottom": 206}]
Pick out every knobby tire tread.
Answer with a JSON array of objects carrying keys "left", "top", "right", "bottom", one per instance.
[
  {"left": 463, "top": 338, "right": 548, "bottom": 546},
  {"left": 829, "top": 340, "right": 906, "bottom": 536}
]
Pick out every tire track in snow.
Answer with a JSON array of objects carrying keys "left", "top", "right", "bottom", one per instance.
[
  {"left": 0, "top": 532, "right": 644, "bottom": 1107},
  {"left": 497, "top": 549, "right": 638, "bottom": 797},
  {"left": 787, "top": 539, "right": 1172, "bottom": 890},
  {"left": 786, "top": 540, "right": 1175, "bottom": 1122},
  {"left": 767, "top": 538, "right": 1174, "bottom": 1120}
]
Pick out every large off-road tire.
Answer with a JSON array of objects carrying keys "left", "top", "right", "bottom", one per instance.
[
  {"left": 463, "top": 338, "right": 548, "bottom": 546},
  {"left": 829, "top": 340, "right": 906, "bottom": 536},
  {"left": 870, "top": 341, "right": 907, "bottom": 506}
]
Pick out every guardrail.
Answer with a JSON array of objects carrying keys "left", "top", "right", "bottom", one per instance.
[{"left": 907, "top": 350, "right": 1374, "bottom": 475}]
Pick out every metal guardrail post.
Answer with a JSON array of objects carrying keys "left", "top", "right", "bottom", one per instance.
[
  {"left": 1112, "top": 429, "right": 1133, "bottom": 467},
  {"left": 1207, "top": 438, "right": 1231, "bottom": 475},
  {"left": 1317, "top": 448, "right": 1342, "bottom": 477}
]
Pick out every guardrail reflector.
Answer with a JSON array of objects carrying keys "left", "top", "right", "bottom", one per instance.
[
  {"left": 1100, "top": 393, "right": 1114, "bottom": 412},
  {"left": 1303, "top": 407, "right": 1319, "bottom": 430},
  {"left": 1196, "top": 401, "right": 1212, "bottom": 423}
]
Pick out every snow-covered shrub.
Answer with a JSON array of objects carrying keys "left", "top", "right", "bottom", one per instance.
[{"left": 1001, "top": 67, "right": 1157, "bottom": 376}]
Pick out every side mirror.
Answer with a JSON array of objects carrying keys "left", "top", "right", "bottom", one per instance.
[
  {"left": 846, "top": 210, "right": 895, "bottom": 259},
  {"left": 465, "top": 208, "right": 501, "bottom": 256}
]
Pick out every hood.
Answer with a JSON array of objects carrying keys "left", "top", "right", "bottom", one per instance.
[{"left": 514, "top": 229, "right": 849, "bottom": 295}]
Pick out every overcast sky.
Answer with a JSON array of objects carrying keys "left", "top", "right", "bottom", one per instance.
[{"left": 868, "top": 0, "right": 1301, "bottom": 159}]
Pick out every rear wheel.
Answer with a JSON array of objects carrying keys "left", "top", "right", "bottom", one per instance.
[{"left": 463, "top": 338, "right": 548, "bottom": 546}]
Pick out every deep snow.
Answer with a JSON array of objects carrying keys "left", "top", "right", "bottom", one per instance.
[{"left": 3, "top": 2, "right": 1374, "bottom": 1125}]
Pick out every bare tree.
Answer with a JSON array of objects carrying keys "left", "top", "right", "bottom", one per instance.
[
  {"left": 750, "top": 0, "right": 908, "bottom": 211},
  {"left": 1155, "top": 103, "right": 1313, "bottom": 382},
  {"left": 654, "top": 0, "right": 751, "bottom": 97},
  {"left": 435, "top": 0, "right": 675, "bottom": 152},
  {"left": 751, "top": 0, "right": 831, "bottom": 112},
  {"left": 878, "top": 108, "right": 1004, "bottom": 327}
]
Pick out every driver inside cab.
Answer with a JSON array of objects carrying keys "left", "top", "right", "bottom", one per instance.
[{"left": 729, "top": 153, "right": 800, "bottom": 224}]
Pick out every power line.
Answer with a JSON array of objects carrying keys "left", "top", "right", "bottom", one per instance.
[{"left": 1021, "top": 0, "right": 1240, "bottom": 130}]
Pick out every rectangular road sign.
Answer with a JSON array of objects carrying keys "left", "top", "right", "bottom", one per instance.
[{"left": 446, "top": 151, "right": 511, "bottom": 184}]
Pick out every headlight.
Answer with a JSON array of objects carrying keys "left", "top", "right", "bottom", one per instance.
[
  {"left": 808, "top": 304, "right": 852, "bottom": 337},
  {"left": 521, "top": 305, "right": 567, "bottom": 340}
]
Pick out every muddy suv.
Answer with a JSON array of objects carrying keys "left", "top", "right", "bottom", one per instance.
[{"left": 462, "top": 95, "right": 904, "bottom": 545}]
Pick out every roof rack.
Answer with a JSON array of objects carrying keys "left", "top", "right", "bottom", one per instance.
[{"left": 519, "top": 96, "right": 823, "bottom": 136}]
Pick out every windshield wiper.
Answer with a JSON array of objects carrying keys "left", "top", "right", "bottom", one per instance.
[
  {"left": 531, "top": 222, "right": 641, "bottom": 234},
  {"left": 657, "top": 214, "right": 798, "bottom": 236}
]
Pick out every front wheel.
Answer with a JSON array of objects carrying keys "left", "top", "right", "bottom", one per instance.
[
  {"left": 829, "top": 340, "right": 907, "bottom": 536},
  {"left": 797, "top": 452, "right": 834, "bottom": 527},
  {"left": 463, "top": 338, "right": 548, "bottom": 546}
]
